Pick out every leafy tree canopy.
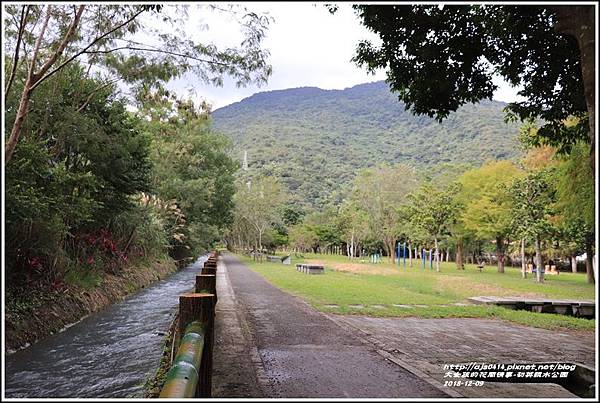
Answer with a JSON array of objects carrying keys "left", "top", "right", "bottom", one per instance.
[
  {"left": 4, "top": 3, "right": 273, "bottom": 162},
  {"left": 457, "top": 161, "right": 524, "bottom": 241},
  {"left": 508, "top": 169, "right": 556, "bottom": 241},
  {"left": 350, "top": 5, "right": 589, "bottom": 154},
  {"left": 137, "top": 94, "right": 238, "bottom": 252}
]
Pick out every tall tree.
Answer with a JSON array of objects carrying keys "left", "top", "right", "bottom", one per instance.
[
  {"left": 347, "top": 5, "right": 595, "bottom": 177},
  {"left": 426, "top": 162, "right": 474, "bottom": 270},
  {"left": 304, "top": 208, "right": 343, "bottom": 253},
  {"left": 352, "top": 164, "right": 419, "bottom": 262},
  {"left": 138, "top": 95, "right": 238, "bottom": 256},
  {"left": 288, "top": 224, "right": 318, "bottom": 253},
  {"left": 457, "top": 161, "right": 524, "bottom": 273},
  {"left": 336, "top": 201, "right": 370, "bottom": 259},
  {"left": 4, "top": 62, "right": 151, "bottom": 280},
  {"left": 407, "top": 183, "right": 462, "bottom": 271},
  {"left": 508, "top": 170, "right": 556, "bottom": 283},
  {"left": 4, "top": 4, "right": 272, "bottom": 163},
  {"left": 553, "top": 141, "right": 595, "bottom": 283},
  {"left": 234, "top": 176, "right": 287, "bottom": 250}
]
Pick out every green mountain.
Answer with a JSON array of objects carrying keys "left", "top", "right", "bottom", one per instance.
[{"left": 211, "top": 81, "right": 521, "bottom": 209}]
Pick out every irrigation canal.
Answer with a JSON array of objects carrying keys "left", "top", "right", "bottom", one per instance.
[{"left": 4, "top": 255, "right": 208, "bottom": 398}]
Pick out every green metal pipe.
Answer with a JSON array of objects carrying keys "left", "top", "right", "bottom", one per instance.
[{"left": 159, "top": 321, "right": 206, "bottom": 398}]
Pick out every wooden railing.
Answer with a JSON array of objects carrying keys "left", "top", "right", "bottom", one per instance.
[{"left": 159, "top": 251, "right": 219, "bottom": 398}]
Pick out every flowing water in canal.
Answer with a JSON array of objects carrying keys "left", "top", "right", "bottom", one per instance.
[{"left": 4, "top": 255, "right": 208, "bottom": 398}]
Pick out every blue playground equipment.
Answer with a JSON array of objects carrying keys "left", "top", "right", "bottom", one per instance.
[
  {"left": 397, "top": 242, "right": 408, "bottom": 269},
  {"left": 429, "top": 249, "right": 433, "bottom": 269}
]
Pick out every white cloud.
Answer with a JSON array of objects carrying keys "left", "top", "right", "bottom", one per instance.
[
  {"left": 165, "top": 3, "right": 522, "bottom": 110},
  {"left": 492, "top": 75, "right": 527, "bottom": 104}
]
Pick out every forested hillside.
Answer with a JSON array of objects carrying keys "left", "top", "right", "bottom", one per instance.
[{"left": 212, "top": 81, "right": 521, "bottom": 209}]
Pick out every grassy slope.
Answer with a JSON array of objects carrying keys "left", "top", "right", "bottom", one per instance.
[
  {"left": 5, "top": 254, "right": 177, "bottom": 352},
  {"left": 237, "top": 253, "right": 595, "bottom": 331}
]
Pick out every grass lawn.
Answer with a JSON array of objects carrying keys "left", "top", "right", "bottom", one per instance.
[{"left": 236, "top": 253, "right": 595, "bottom": 331}]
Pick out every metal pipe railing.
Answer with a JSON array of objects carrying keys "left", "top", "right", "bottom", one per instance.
[
  {"left": 159, "top": 321, "right": 205, "bottom": 398},
  {"left": 159, "top": 250, "right": 219, "bottom": 398}
]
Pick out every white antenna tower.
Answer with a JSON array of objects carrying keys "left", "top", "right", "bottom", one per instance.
[{"left": 242, "top": 150, "right": 248, "bottom": 171}]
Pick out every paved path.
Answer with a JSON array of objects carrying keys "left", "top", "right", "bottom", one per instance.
[
  {"left": 211, "top": 256, "right": 264, "bottom": 397},
  {"left": 327, "top": 313, "right": 595, "bottom": 398},
  {"left": 212, "top": 253, "right": 446, "bottom": 398}
]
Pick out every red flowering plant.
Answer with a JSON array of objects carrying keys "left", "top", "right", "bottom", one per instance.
[
  {"left": 12, "top": 251, "right": 67, "bottom": 291},
  {"left": 75, "top": 228, "right": 129, "bottom": 274}
]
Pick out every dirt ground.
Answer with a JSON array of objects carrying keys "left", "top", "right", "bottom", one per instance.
[
  {"left": 306, "top": 258, "right": 555, "bottom": 298},
  {"left": 306, "top": 258, "right": 400, "bottom": 276}
]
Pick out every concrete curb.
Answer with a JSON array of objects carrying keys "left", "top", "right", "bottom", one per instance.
[{"left": 218, "top": 257, "right": 273, "bottom": 396}]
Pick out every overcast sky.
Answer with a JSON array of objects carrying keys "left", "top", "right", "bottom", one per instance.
[{"left": 165, "top": 3, "right": 525, "bottom": 110}]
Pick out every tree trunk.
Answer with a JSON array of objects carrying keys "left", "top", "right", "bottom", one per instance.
[
  {"left": 551, "top": 5, "right": 595, "bottom": 182},
  {"left": 455, "top": 239, "right": 463, "bottom": 270},
  {"left": 521, "top": 239, "right": 527, "bottom": 279},
  {"left": 5, "top": 82, "right": 32, "bottom": 162},
  {"left": 408, "top": 240, "right": 413, "bottom": 267},
  {"left": 5, "top": 5, "right": 86, "bottom": 165},
  {"left": 350, "top": 233, "right": 354, "bottom": 260},
  {"left": 496, "top": 236, "right": 505, "bottom": 273},
  {"left": 383, "top": 236, "right": 392, "bottom": 263},
  {"left": 535, "top": 236, "right": 543, "bottom": 283},
  {"left": 585, "top": 232, "right": 595, "bottom": 284},
  {"left": 434, "top": 237, "right": 440, "bottom": 272},
  {"left": 5, "top": 5, "right": 51, "bottom": 164},
  {"left": 571, "top": 255, "right": 578, "bottom": 273}
]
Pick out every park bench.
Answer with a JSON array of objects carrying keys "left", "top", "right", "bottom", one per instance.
[
  {"left": 296, "top": 263, "right": 325, "bottom": 274},
  {"left": 266, "top": 255, "right": 292, "bottom": 264}
]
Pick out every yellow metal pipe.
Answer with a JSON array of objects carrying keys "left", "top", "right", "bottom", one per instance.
[{"left": 159, "top": 321, "right": 205, "bottom": 398}]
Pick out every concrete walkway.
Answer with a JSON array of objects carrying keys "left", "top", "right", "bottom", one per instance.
[
  {"left": 212, "top": 253, "right": 595, "bottom": 398},
  {"left": 328, "top": 315, "right": 595, "bottom": 398},
  {"left": 212, "top": 253, "right": 446, "bottom": 398},
  {"left": 211, "top": 255, "right": 264, "bottom": 397}
]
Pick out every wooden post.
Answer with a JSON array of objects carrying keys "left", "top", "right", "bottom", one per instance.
[
  {"left": 203, "top": 267, "right": 217, "bottom": 275},
  {"left": 178, "top": 293, "right": 215, "bottom": 397},
  {"left": 203, "top": 258, "right": 217, "bottom": 276},
  {"left": 195, "top": 274, "right": 216, "bottom": 296}
]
